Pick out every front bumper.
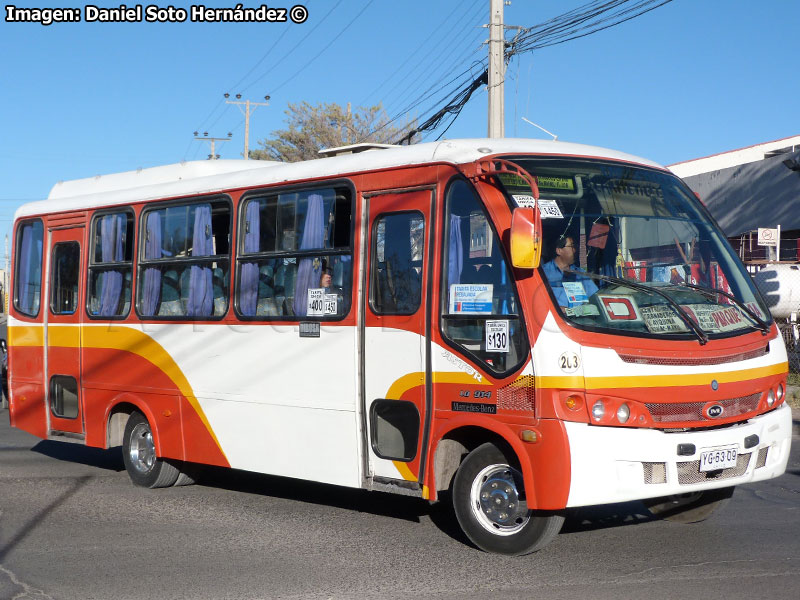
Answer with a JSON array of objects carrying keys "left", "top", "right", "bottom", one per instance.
[{"left": 564, "top": 403, "right": 792, "bottom": 507}]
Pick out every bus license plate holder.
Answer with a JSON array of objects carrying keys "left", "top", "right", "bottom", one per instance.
[{"left": 699, "top": 445, "right": 738, "bottom": 472}]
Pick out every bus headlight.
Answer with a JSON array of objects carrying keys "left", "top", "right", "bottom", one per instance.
[
  {"left": 591, "top": 400, "right": 606, "bottom": 421},
  {"left": 767, "top": 389, "right": 776, "bottom": 407},
  {"left": 616, "top": 403, "right": 630, "bottom": 424},
  {"left": 776, "top": 383, "right": 784, "bottom": 402}
]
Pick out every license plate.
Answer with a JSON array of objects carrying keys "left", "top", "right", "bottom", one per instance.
[{"left": 699, "top": 446, "right": 738, "bottom": 472}]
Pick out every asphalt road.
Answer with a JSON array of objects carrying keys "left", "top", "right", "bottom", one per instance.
[{"left": 0, "top": 409, "right": 798, "bottom": 600}]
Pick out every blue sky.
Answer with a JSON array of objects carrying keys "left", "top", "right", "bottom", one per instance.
[{"left": 1, "top": 0, "right": 798, "bottom": 247}]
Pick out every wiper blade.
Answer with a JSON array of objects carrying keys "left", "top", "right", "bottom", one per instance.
[
  {"left": 563, "top": 269, "right": 709, "bottom": 345},
  {"left": 677, "top": 282, "right": 770, "bottom": 335}
]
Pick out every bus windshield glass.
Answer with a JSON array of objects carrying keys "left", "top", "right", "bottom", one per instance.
[{"left": 500, "top": 157, "right": 771, "bottom": 339}]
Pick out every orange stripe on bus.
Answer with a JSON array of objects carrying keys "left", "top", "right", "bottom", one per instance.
[{"left": 10, "top": 323, "right": 226, "bottom": 461}]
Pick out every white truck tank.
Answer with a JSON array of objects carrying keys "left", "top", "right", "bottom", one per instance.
[{"left": 753, "top": 264, "right": 800, "bottom": 319}]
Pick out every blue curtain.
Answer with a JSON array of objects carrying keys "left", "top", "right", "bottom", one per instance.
[
  {"left": 447, "top": 214, "right": 463, "bottom": 286},
  {"left": 239, "top": 201, "right": 260, "bottom": 316},
  {"left": 98, "top": 214, "right": 125, "bottom": 316},
  {"left": 141, "top": 212, "right": 162, "bottom": 316},
  {"left": 187, "top": 204, "right": 213, "bottom": 317},
  {"left": 293, "top": 194, "right": 324, "bottom": 316}
]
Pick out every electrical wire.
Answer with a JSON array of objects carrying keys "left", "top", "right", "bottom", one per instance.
[{"left": 384, "top": 0, "right": 675, "bottom": 143}]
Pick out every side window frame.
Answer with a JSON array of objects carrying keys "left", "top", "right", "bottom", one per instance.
[
  {"left": 13, "top": 218, "right": 45, "bottom": 318},
  {"left": 86, "top": 208, "right": 135, "bottom": 320},
  {"left": 369, "top": 210, "right": 425, "bottom": 316},
  {"left": 234, "top": 181, "right": 356, "bottom": 321},
  {"left": 439, "top": 176, "right": 529, "bottom": 377},
  {"left": 135, "top": 194, "right": 232, "bottom": 320},
  {"left": 49, "top": 241, "right": 81, "bottom": 316}
]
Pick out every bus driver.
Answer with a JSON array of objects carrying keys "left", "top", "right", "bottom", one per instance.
[{"left": 542, "top": 236, "right": 598, "bottom": 308}]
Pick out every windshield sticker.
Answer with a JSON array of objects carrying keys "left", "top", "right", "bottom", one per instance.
[
  {"left": 307, "top": 288, "right": 325, "bottom": 316},
  {"left": 324, "top": 293, "right": 338, "bottom": 315},
  {"left": 682, "top": 304, "right": 745, "bottom": 332},
  {"left": 538, "top": 199, "right": 564, "bottom": 219},
  {"left": 450, "top": 284, "right": 494, "bottom": 314},
  {"left": 640, "top": 304, "right": 688, "bottom": 334},
  {"left": 485, "top": 320, "right": 510, "bottom": 353},
  {"left": 562, "top": 281, "right": 588, "bottom": 305},
  {"left": 564, "top": 304, "right": 600, "bottom": 317},
  {"left": 512, "top": 194, "right": 536, "bottom": 208},
  {"left": 599, "top": 295, "right": 642, "bottom": 322}
]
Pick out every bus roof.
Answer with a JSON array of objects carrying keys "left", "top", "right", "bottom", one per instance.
[{"left": 16, "top": 138, "right": 663, "bottom": 220}]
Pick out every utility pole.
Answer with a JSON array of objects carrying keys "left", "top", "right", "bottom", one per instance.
[
  {"left": 225, "top": 94, "right": 270, "bottom": 159},
  {"left": 487, "top": 0, "right": 505, "bottom": 138},
  {"left": 193, "top": 132, "right": 232, "bottom": 160}
]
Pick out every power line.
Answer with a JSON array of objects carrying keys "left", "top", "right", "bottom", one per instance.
[
  {"left": 356, "top": 0, "right": 476, "bottom": 108},
  {"left": 268, "top": 0, "right": 375, "bottom": 97},
  {"left": 386, "top": 0, "right": 676, "bottom": 143}
]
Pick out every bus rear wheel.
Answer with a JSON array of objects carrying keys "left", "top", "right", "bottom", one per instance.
[
  {"left": 122, "top": 412, "right": 180, "bottom": 488},
  {"left": 452, "top": 443, "right": 564, "bottom": 555},
  {"left": 644, "top": 486, "right": 735, "bottom": 523}
]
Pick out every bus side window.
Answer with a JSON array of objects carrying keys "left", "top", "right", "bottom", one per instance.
[
  {"left": 14, "top": 219, "right": 44, "bottom": 317},
  {"left": 370, "top": 212, "right": 424, "bottom": 315},
  {"left": 137, "top": 199, "right": 231, "bottom": 319},
  {"left": 441, "top": 179, "right": 528, "bottom": 375},
  {"left": 87, "top": 211, "right": 133, "bottom": 318},
  {"left": 236, "top": 188, "right": 353, "bottom": 320}
]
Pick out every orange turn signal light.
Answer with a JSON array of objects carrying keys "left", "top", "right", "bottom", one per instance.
[{"left": 564, "top": 395, "right": 584, "bottom": 411}]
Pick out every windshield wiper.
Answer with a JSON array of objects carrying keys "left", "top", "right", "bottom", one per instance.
[
  {"left": 562, "top": 269, "right": 709, "bottom": 345},
  {"left": 675, "top": 282, "right": 770, "bottom": 335}
]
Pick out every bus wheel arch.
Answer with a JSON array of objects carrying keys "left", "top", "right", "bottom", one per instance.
[
  {"left": 106, "top": 395, "right": 160, "bottom": 450},
  {"left": 431, "top": 423, "right": 536, "bottom": 507}
]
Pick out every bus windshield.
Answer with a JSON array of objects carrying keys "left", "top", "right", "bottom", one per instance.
[{"left": 501, "top": 157, "right": 771, "bottom": 340}]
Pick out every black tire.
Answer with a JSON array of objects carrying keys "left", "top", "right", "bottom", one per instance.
[
  {"left": 172, "top": 461, "right": 202, "bottom": 486},
  {"left": 452, "top": 442, "right": 564, "bottom": 555},
  {"left": 122, "top": 412, "right": 180, "bottom": 488},
  {"left": 645, "top": 486, "right": 735, "bottom": 523}
]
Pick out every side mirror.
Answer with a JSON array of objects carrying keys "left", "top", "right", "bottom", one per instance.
[{"left": 510, "top": 206, "right": 542, "bottom": 269}]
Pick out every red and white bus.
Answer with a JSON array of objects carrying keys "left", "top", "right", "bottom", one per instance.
[{"left": 7, "top": 139, "right": 792, "bottom": 554}]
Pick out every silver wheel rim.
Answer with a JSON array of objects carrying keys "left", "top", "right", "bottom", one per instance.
[
  {"left": 470, "top": 463, "right": 529, "bottom": 536},
  {"left": 129, "top": 422, "right": 156, "bottom": 475}
]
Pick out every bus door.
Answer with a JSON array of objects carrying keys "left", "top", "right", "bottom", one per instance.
[
  {"left": 363, "top": 188, "right": 434, "bottom": 486},
  {"left": 45, "top": 225, "right": 85, "bottom": 436}
]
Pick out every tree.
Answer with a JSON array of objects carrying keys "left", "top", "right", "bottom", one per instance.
[{"left": 250, "top": 102, "right": 416, "bottom": 162}]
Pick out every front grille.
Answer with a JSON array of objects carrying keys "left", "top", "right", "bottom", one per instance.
[
  {"left": 497, "top": 375, "right": 535, "bottom": 412},
  {"left": 677, "top": 452, "right": 751, "bottom": 484},
  {"left": 618, "top": 346, "right": 768, "bottom": 366},
  {"left": 643, "top": 462, "right": 667, "bottom": 484},
  {"left": 756, "top": 447, "right": 769, "bottom": 469},
  {"left": 645, "top": 393, "right": 761, "bottom": 424}
]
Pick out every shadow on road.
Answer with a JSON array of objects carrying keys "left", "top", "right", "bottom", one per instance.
[
  {"left": 560, "top": 501, "right": 657, "bottom": 534},
  {"left": 31, "top": 441, "right": 125, "bottom": 472}
]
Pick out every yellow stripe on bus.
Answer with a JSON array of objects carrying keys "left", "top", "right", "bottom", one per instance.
[
  {"left": 8, "top": 325, "right": 44, "bottom": 346},
  {"left": 539, "top": 362, "right": 788, "bottom": 390},
  {"left": 9, "top": 323, "right": 226, "bottom": 461}
]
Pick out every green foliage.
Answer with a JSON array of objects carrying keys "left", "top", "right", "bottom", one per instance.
[{"left": 250, "top": 102, "right": 416, "bottom": 162}]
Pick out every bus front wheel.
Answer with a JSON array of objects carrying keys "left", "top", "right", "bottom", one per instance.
[
  {"left": 122, "top": 412, "right": 180, "bottom": 488},
  {"left": 644, "top": 486, "right": 735, "bottom": 523},
  {"left": 452, "top": 443, "right": 564, "bottom": 555}
]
